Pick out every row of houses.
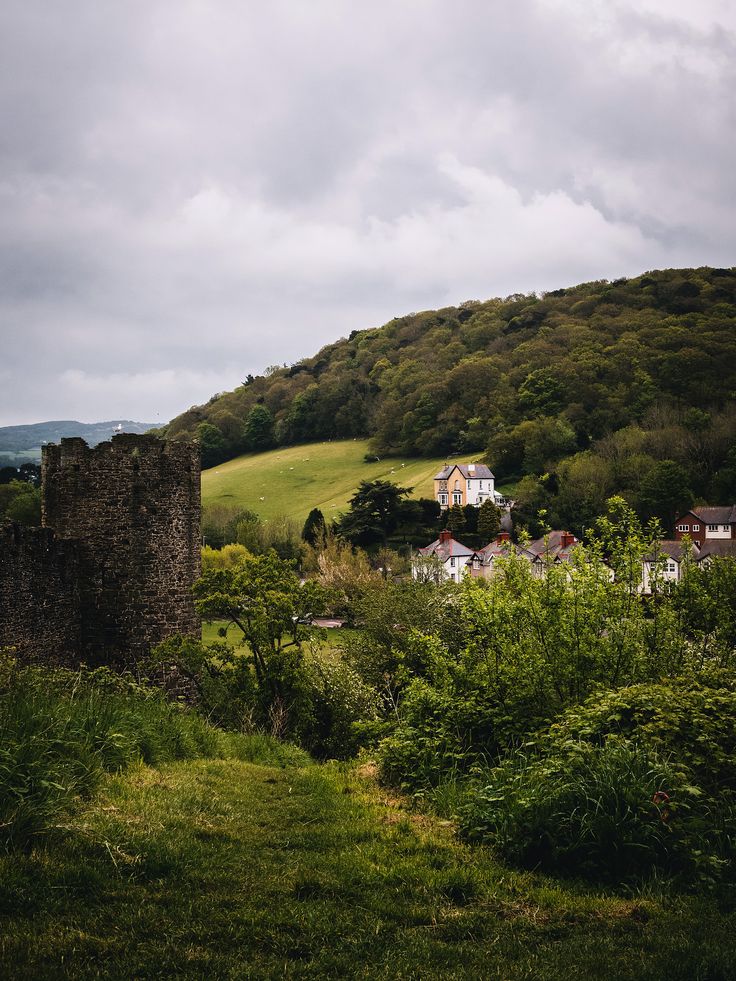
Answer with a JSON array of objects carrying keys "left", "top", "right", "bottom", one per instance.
[
  {"left": 413, "top": 507, "right": 736, "bottom": 593},
  {"left": 412, "top": 529, "right": 584, "bottom": 584}
]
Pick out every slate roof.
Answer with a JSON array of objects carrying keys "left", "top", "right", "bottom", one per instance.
[
  {"left": 643, "top": 540, "right": 695, "bottom": 562},
  {"left": 526, "top": 530, "right": 577, "bottom": 556},
  {"left": 434, "top": 463, "right": 495, "bottom": 480},
  {"left": 477, "top": 538, "right": 517, "bottom": 561},
  {"left": 696, "top": 540, "right": 736, "bottom": 560},
  {"left": 417, "top": 536, "right": 476, "bottom": 562},
  {"left": 689, "top": 506, "right": 736, "bottom": 525}
]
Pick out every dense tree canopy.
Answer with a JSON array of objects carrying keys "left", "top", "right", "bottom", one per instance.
[{"left": 163, "top": 268, "right": 736, "bottom": 529}]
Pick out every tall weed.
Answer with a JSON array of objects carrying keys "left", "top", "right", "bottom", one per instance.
[{"left": 0, "top": 656, "right": 308, "bottom": 849}]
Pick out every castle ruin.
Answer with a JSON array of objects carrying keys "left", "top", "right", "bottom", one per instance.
[{"left": 0, "top": 433, "right": 201, "bottom": 667}]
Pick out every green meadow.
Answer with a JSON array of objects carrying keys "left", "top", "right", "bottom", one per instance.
[{"left": 201, "top": 439, "right": 467, "bottom": 523}]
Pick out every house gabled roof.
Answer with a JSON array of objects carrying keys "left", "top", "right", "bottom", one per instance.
[
  {"left": 477, "top": 540, "right": 512, "bottom": 560},
  {"left": 526, "top": 531, "right": 577, "bottom": 555},
  {"left": 696, "top": 540, "right": 736, "bottom": 560},
  {"left": 644, "top": 540, "right": 698, "bottom": 562},
  {"left": 688, "top": 505, "right": 736, "bottom": 525},
  {"left": 417, "top": 535, "right": 476, "bottom": 563},
  {"left": 476, "top": 538, "right": 526, "bottom": 564},
  {"left": 434, "top": 463, "right": 495, "bottom": 481}
]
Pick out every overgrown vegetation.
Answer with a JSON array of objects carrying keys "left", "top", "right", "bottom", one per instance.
[
  {"left": 178, "top": 494, "right": 736, "bottom": 890},
  {"left": 4, "top": 500, "right": 736, "bottom": 972},
  {"left": 0, "top": 653, "right": 307, "bottom": 850}
]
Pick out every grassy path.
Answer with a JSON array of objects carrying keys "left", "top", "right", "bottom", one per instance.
[{"left": 1, "top": 758, "right": 735, "bottom": 979}]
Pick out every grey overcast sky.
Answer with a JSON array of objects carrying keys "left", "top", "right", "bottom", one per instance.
[{"left": 0, "top": 0, "right": 734, "bottom": 426}]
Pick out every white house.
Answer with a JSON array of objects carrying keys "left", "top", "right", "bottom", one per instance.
[
  {"left": 640, "top": 540, "right": 695, "bottom": 594},
  {"left": 412, "top": 530, "right": 477, "bottom": 583}
]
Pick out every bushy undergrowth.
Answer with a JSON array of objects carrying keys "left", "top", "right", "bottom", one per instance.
[
  {"left": 155, "top": 634, "right": 379, "bottom": 761},
  {"left": 461, "top": 739, "right": 730, "bottom": 885},
  {"left": 0, "top": 654, "right": 308, "bottom": 850},
  {"left": 459, "top": 681, "right": 736, "bottom": 886},
  {"left": 541, "top": 676, "right": 736, "bottom": 796},
  {"left": 296, "top": 655, "right": 380, "bottom": 760}
]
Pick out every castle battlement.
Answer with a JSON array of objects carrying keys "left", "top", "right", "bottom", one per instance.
[{"left": 1, "top": 434, "right": 201, "bottom": 667}]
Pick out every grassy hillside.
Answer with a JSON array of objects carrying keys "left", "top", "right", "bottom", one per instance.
[
  {"left": 201, "top": 439, "right": 463, "bottom": 522},
  {"left": 3, "top": 756, "right": 734, "bottom": 979}
]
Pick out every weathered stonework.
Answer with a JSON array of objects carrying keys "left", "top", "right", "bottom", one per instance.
[
  {"left": 0, "top": 434, "right": 201, "bottom": 668},
  {"left": 0, "top": 522, "right": 81, "bottom": 663}
]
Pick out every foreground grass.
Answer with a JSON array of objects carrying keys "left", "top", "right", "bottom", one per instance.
[
  {"left": 201, "top": 439, "right": 468, "bottom": 522},
  {"left": 2, "top": 758, "right": 735, "bottom": 980}
]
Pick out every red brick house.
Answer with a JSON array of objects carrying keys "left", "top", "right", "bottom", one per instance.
[{"left": 674, "top": 506, "right": 736, "bottom": 547}]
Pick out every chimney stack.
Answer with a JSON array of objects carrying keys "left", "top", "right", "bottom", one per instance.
[
  {"left": 560, "top": 532, "right": 576, "bottom": 548},
  {"left": 439, "top": 529, "right": 452, "bottom": 544},
  {"left": 497, "top": 531, "right": 511, "bottom": 542}
]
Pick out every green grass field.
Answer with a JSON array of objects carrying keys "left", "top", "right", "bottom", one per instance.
[
  {"left": 201, "top": 440, "right": 476, "bottom": 523},
  {"left": 3, "top": 756, "right": 734, "bottom": 979}
]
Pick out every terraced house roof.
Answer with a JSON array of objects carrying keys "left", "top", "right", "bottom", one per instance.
[{"left": 417, "top": 536, "right": 476, "bottom": 562}]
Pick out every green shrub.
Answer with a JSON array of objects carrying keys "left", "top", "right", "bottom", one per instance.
[
  {"left": 541, "top": 679, "right": 736, "bottom": 797},
  {"left": 378, "top": 661, "right": 544, "bottom": 796},
  {"left": 297, "top": 655, "right": 380, "bottom": 760},
  {"left": 457, "top": 681, "right": 736, "bottom": 886},
  {"left": 461, "top": 739, "right": 730, "bottom": 885}
]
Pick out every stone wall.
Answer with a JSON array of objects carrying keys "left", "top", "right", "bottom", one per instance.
[
  {"left": 0, "top": 522, "right": 81, "bottom": 663},
  {"left": 42, "top": 434, "right": 201, "bottom": 666}
]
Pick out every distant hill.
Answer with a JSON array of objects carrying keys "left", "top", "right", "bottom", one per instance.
[
  {"left": 0, "top": 421, "right": 160, "bottom": 464},
  {"left": 166, "top": 266, "right": 736, "bottom": 533}
]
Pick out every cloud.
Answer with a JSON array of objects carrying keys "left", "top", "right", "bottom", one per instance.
[{"left": 0, "top": 0, "right": 733, "bottom": 425}]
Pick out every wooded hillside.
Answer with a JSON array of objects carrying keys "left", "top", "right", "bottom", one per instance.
[{"left": 164, "top": 267, "right": 736, "bottom": 530}]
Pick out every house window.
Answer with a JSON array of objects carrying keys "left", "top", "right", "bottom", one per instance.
[
  {"left": 723, "top": 525, "right": 731, "bottom": 532},
  {"left": 452, "top": 492, "right": 462, "bottom": 505},
  {"left": 692, "top": 525, "right": 701, "bottom": 531},
  {"left": 667, "top": 562, "right": 677, "bottom": 573},
  {"left": 478, "top": 480, "right": 483, "bottom": 490},
  {"left": 454, "top": 480, "right": 460, "bottom": 490},
  {"left": 708, "top": 524, "right": 718, "bottom": 532},
  {"left": 676, "top": 524, "right": 689, "bottom": 532},
  {"left": 450, "top": 557, "right": 456, "bottom": 567},
  {"left": 439, "top": 493, "right": 448, "bottom": 505}
]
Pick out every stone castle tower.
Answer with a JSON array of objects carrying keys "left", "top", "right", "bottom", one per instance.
[{"left": 37, "top": 433, "right": 201, "bottom": 665}]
